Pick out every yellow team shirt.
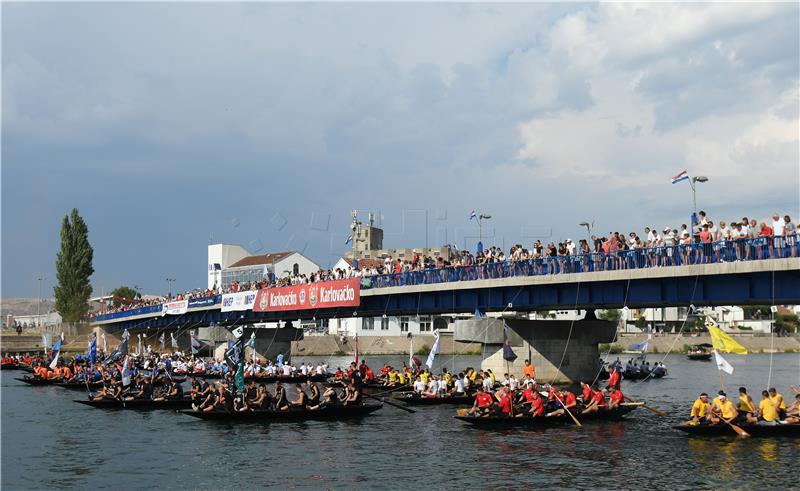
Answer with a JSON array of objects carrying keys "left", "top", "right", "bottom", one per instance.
[
  {"left": 738, "top": 395, "right": 756, "bottom": 413},
  {"left": 420, "top": 372, "right": 430, "bottom": 384},
  {"left": 388, "top": 372, "right": 397, "bottom": 382},
  {"left": 444, "top": 373, "right": 452, "bottom": 384},
  {"left": 770, "top": 393, "right": 786, "bottom": 410},
  {"left": 469, "top": 371, "right": 478, "bottom": 381},
  {"left": 489, "top": 373, "right": 496, "bottom": 385},
  {"left": 759, "top": 399, "right": 778, "bottom": 422},
  {"left": 719, "top": 400, "right": 737, "bottom": 420},
  {"left": 691, "top": 399, "right": 710, "bottom": 418},
  {"left": 398, "top": 373, "right": 406, "bottom": 384}
]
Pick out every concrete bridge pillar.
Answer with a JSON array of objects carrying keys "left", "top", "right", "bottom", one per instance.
[{"left": 454, "top": 317, "right": 615, "bottom": 384}]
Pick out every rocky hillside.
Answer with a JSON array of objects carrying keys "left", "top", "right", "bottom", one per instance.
[{"left": 1, "top": 298, "right": 56, "bottom": 316}]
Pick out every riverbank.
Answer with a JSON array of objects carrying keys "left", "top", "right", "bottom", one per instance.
[
  {"left": 604, "top": 333, "right": 800, "bottom": 354},
  {"left": 293, "top": 333, "right": 482, "bottom": 357}
]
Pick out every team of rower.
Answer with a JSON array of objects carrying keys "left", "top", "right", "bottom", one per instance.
[{"left": 689, "top": 387, "right": 800, "bottom": 426}]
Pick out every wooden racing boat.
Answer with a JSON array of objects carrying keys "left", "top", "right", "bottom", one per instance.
[
  {"left": 393, "top": 392, "right": 474, "bottom": 406},
  {"left": 674, "top": 422, "right": 800, "bottom": 437},
  {"left": 1, "top": 363, "right": 20, "bottom": 370},
  {"left": 56, "top": 380, "right": 105, "bottom": 390},
  {"left": 178, "top": 403, "right": 382, "bottom": 421},
  {"left": 74, "top": 396, "right": 193, "bottom": 410},
  {"left": 15, "top": 376, "right": 61, "bottom": 386},
  {"left": 687, "top": 344, "right": 713, "bottom": 361},
  {"left": 454, "top": 402, "right": 642, "bottom": 428}
]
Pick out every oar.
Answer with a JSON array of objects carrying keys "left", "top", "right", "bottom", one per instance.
[
  {"left": 724, "top": 419, "right": 750, "bottom": 438},
  {"left": 624, "top": 395, "right": 667, "bottom": 417},
  {"left": 551, "top": 391, "right": 582, "bottom": 427},
  {"left": 362, "top": 392, "right": 415, "bottom": 413},
  {"left": 370, "top": 384, "right": 413, "bottom": 398}
]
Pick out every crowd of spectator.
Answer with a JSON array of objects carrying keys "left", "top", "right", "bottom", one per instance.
[{"left": 94, "top": 211, "right": 796, "bottom": 317}]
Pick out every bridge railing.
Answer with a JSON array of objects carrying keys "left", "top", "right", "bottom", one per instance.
[{"left": 368, "top": 238, "right": 798, "bottom": 289}]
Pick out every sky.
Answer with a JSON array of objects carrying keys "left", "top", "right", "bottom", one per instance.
[{"left": 2, "top": 3, "right": 798, "bottom": 299}]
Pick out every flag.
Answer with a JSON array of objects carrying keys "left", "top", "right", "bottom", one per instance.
[
  {"left": 627, "top": 334, "right": 650, "bottom": 353},
  {"left": 671, "top": 170, "right": 689, "bottom": 184},
  {"left": 470, "top": 210, "right": 477, "bottom": 220},
  {"left": 345, "top": 235, "right": 353, "bottom": 245},
  {"left": 121, "top": 356, "right": 132, "bottom": 386},
  {"left": 102, "top": 332, "right": 108, "bottom": 353},
  {"left": 354, "top": 333, "right": 359, "bottom": 364},
  {"left": 714, "top": 350, "right": 734, "bottom": 375},
  {"left": 502, "top": 321, "right": 518, "bottom": 362},
  {"left": 104, "top": 329, "right": 130, "bottom": 365},
  {"left": 159, "top": 333, "right": 165, "bottom": 351},
  {"left": 425, "top": 329, "right": 441, "bottom": 369},
  {"left": 235, "top": 363, "right": 245, "bottom": 392},
  {"left": 170, "top": 332, "right": 178, "bottom": 349},
  {"left": 50, "top": 335, "right": 63, "bottom": 361},
  {"left": 224, "top": 338, "right": 243, "bottom": 370},
  {"left": 88, "top": 332, "right": 97, "bottom": 364},
  {"left": 190, "top": 334, "right": 201, "bottom": 355},
  {"left": 474, "top": 308, "right": 487, "bottom": 318},
  {"left": 246, "top": 332, "right": 256, "bottom": 349},
  {"left": 41, "top": 332, "right": 51, "bottom": 353},
  {"left": 49, "top": 351, "right": 60, "bottom": 370},
  {"left": 706, "top": 318, "right": 748, "bottom": 354},
  {"left": 408, "top": 333, "right": 414, "bottom": 368},
  {"left": 232, "top": 326, "right": 244, "bottom": 339}
]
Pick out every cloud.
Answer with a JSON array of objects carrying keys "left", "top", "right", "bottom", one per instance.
[{"left": 2, "top": 3, "right": 797, "bottom": 296}]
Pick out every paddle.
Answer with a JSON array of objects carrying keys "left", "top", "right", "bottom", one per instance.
[
  {"left": 551, "top": 390, "right": 582, "bottom": 427},
  {"left": 362, "top": 392, "right": 416, "bottom": 413},
  {"left": 723, "top": 418, "right": 750, "bottom": 438},
  {"left": 624, "top": 395, "right": 667, "bottom": 417}
]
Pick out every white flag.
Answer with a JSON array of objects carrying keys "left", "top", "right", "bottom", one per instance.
[
  {"left": 232, "top": 326, "right": 244, "bottom": 339},
  {"left": 170, "top": 332, "right": 178, "bottom": 348},
  {"left": 49, "top": 351, "right": 60, "bottom": 370},
  {"left": 122, "top": 356, "right": 132, "bottom": 386},
  {"left": 426, "top": 330, "right": 441, "bottom": 369},
  {"left": 714, "top": 350, "right": 734, "bottom": 375}
]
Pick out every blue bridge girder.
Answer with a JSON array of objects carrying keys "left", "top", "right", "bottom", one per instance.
[{"left": 94, "top": 258, "right": 800, "bottom": 333}]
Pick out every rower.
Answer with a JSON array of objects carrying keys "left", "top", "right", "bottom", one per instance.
[
  {"left": 689, "top": 392, "right": 710, "bottom": 424},
  {"left": 785, "top": 394, "right": 800, "bottom": 424},
  {"left": 580, "top": 382, "right": 593, "bottom": 403},
  {"left": 755, "top": 390, "right": 779, "bottom": 425},
  {"left": 290, "top": 383, "right": 308, "bottom": 408},
  {"left": 708, "top": 391, "right": 738, "bottom": 425},
  {"left": 274, "top": 382, "right": 289, "bottom": 411},
  {"left": 582, "top": 387, "right": 607, "bottom": 415},
  {"left": 468, "top": 386, "right": 494, "bottom": 416},
  {"left": 607, "top": 385, "right": 624, "bottom": 410},
  {"left": 494, "top": 386, "right": 514, "bottom": 417},
  {"left": 523, "top": 359, "right": 536, "bottom": 381},
  {"left": 412, "top": 376, "right": 426, "bottom": 394},
  {"left": 306, "top": 382, "right": 321, "bottom": 407},
  {"left": 248, "top": 384, "right": 268, "bottom": 410},
  {"left": 547, "top": 389, "right": 578, "bottom": 417},
  {"left": 737, "top": 387, "right": 757, "bottom": 422},
  {"left": 342, "top": 382, "right": 361, "bottom": 406},
  {"left": 451, "top": 373, "right": 466, "bottom": 395},
  {"left": 607, "top": 365, "right": 621, "bottom": 390},
  {"left": 768, "top": 388, "right": 786, "bottom": 419}
]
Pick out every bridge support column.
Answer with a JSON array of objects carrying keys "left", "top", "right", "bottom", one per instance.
[{"left": 455, "top": 318, "right": 616, "bottom": 384}]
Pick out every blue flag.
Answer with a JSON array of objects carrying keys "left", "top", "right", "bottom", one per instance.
[
  {"left": 89, "top": 337, "right": 97, "bottom": 364},
  {"left": 50, "top": 338, "right": 62, "bottom": 361},
  {"left": 474, "top": 308, "right": 487, "bottom": 318}
]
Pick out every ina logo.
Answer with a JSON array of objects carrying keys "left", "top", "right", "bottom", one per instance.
[
  {"left": 299, "top": 289, "right": 306, "bottom": 305},
  {"left": 259, "top": 293, "right": 268, "bottom": 310},
  {"left": 309, "top": 286, "right": 318, "bottom": 306}
]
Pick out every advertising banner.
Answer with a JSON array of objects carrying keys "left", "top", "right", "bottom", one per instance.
[
  {"left": 253, "top": 278, "right": 360, "bottom": 312},
  {"left": 221, "top": 291, "right": 258, "bottom": 312},
  {"left": 188, "top": 296, "right": 218, "bottom": 308},
  {"left": 162, "top": 299, "right": 189, "bottom": 315}
]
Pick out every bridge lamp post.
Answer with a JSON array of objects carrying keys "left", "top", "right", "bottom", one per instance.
[
  {"left": 689, "top": 176, "right": 709, "bottom": 215},
  {"left": 166, "top": 278, "right": 176, "bottom": 298},
  {"left": 477, "top": 214, "right": 492, "bottom": 248},
  {"left": 578, "top": 221, "right": 593, "bottom": 242}
]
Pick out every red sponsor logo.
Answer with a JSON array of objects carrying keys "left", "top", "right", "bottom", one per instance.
[{"left": 253, "top": 278, "right": 360, "bottom": 312}]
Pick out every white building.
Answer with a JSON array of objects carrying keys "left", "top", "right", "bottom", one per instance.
[
  {"left": 208, "top": 244, "right": 251, "bottom": 289},
  {"left": 328, "top": 314, "right": 459, "bottom": 337},
  {"left": 215, "top": 249, "right": 319, "bottom": 289}
]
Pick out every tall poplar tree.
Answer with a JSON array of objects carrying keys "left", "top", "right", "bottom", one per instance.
[{"left": 54, "top": 209, "right": 94, "bottom": 322}]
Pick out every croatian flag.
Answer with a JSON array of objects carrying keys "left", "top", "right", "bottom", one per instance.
[
  {"left": 345, "top": 235, "right": 353, "bottom": 245},
  {"left": 470, "top": 210, "right": 477, "bottom": 220},
  {"left": 671, "top": 170, "right": 689, "bottom": 184}
]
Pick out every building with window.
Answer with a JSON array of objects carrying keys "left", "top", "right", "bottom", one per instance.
[
  {"left": 208, "top": 244, "right": 320, "bottom": 290},
  {"left": 328, "top": 314, "right": 459, "bottom": 337}
]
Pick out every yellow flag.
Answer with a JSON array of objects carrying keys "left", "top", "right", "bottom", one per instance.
[{"left": 706, "top": 318, "right": 748, "bottom": 354}]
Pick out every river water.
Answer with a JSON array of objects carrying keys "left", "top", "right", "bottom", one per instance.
[{"left": 2, "top": 354, "right": 799, "bottom": 490}]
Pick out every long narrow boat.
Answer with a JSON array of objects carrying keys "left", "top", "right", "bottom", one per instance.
[
  {"left": 393, "top": 392, "right": 474, "bottom": 406},
  {"left": 674, "top": 422, "right": 800, "bottom": 437},
  {"left": 56, "top": 381, "right": 105, "bottom": 390},
  {"left": 74, "top": 397, "right": 193, "bottom": 410},
  {"left": 178, "top": 403, "right": 382, "bottom": 421},
  {"left": 15, "top": 377, "right": 61, "bottom": 386},
  {"left": 1, "top": 363, "right": 20, "bottom": 370},
  {"left": 454, "top": 402, "right": 642, "bottom": 428}
]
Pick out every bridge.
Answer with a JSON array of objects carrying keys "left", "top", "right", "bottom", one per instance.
[
  {"left": 91, "top": 256, "right": 799, "bottom": 383},
  {"left": 93, "top": 257, "right": 799, "bottom": 331}
]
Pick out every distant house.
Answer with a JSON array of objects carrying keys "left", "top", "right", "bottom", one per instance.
[{"left": 216, "top": 249, "right": 319, "bottom": 289}]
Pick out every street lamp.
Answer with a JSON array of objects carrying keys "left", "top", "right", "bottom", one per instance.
[
  {"left": 689, "top": 175, "right": 709, "bottom": 215},
  {"left": 476, "top": 213, "right": 492, "bottom": 248},
  {"left": 578, "top": 221, "right": 594, "bottom": 242},
  {"left": 166, "top": 278, "right": 176, "bottom": 298},
  {"left": 36, "top": 276, "right": 46, "bottom": 325}
]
